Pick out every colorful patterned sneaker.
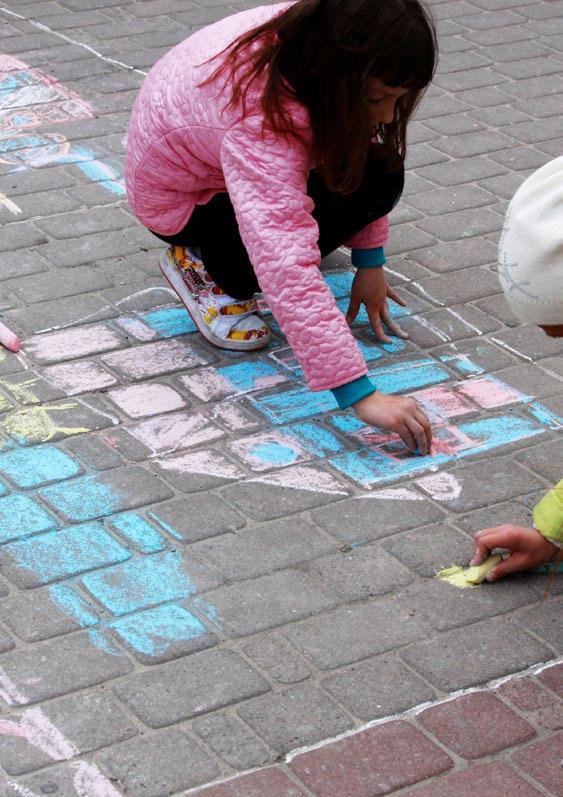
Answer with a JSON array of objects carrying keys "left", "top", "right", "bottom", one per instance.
[{"left": 159, "top": 246, "right": 271, "bottom": 351}]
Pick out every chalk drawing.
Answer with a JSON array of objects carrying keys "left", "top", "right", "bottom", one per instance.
[
  {"left": 0, "top": 671, "right": 122, "bottom": 795},
  {"left": 0, "top": 55, "right": 125, "bottom": 194},
  {"left": 0, "top": 248, "right": 561, "bottom": 778}
]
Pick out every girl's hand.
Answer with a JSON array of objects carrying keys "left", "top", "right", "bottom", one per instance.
[
  {"left": 353, "top": 392, "right": 432, "bottom": 455},
  {"left": 471, "top": 525, "right": 559, "bottom": 581},
  {"left": 345, "top": 267, "right": 409, "bottom": 343}
]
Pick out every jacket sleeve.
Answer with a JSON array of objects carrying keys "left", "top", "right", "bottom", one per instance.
[
  {"left": 533, "top": 480, "right": 563, "bottom": 545},
  {"left": 220, "top": 114, "right": 368, "bottom": 392},
  {"left": 345, "top": 216, "right": 389, "bottom": 250}
]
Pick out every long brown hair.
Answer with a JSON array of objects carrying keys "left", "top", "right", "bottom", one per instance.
[{"left": 204, "top": 0, "right": 437, "bottom": 193}]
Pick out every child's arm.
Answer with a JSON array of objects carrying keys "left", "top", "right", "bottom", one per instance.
[{"left": 470, "top": 480, "right": 563, "bottom": 581}]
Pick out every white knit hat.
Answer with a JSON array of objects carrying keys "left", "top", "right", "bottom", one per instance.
[{"left": 498, "top": 155, "right": 563, "bottom": 326}]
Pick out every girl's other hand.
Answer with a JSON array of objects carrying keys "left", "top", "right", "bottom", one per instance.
[
  {"left": 471, "top": 525, "right": 559, "bottom": 581},
  {"left": 346, "top": 267, "right": 409, "bottom": 343},
  {"left": 353, "top": 392, "right": 432, "bottom": 455}
]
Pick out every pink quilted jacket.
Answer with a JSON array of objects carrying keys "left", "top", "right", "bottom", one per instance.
[{"left": 125, "top": 2, "right": 389, "bottom": 391}]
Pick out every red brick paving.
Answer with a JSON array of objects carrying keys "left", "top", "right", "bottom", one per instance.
[
  {"left": 190, "top": 768, "right": 309, "bottom": 796},
  {"left": 512, "top": 733, "right": 563, "bottom": 796},
  {"left": 408, "top": 762, "right": 545, "bottom": 797},
  {"left": 538, "top": 663, "right": 563, "bottom": 698},
  {"left": 288, "top": 720, "right": 454, "bottom": 797},
  {"left": 417, "top": 691, "right": 536, "bottom": 759},
  {"left": 190, "top": 663, "right": 562, "bottom": 797}
]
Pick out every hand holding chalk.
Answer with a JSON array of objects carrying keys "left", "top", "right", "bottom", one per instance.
[
  {"left": 0, "top": 320, "right": 21, "bottom": 353},
  {"left": 471, "top": 524, "right": 558, "bottom": 581}
]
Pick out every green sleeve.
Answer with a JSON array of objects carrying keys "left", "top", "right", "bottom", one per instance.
[{"left": 533, "top": 480, "right": 563, "bottom": 543}]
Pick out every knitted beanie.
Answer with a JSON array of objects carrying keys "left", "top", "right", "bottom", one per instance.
[{"left": 498, "top": 155, "right": 563, "bottom": 326}]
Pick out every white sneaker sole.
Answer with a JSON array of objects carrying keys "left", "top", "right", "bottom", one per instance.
[{"left": 159, "top": 250, "right": 271, "bottom": 352}]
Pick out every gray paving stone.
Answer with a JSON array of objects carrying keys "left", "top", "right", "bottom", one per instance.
[
  {"left": 407, "top": 184, "right": 495, "bottom": 216},
  {"left": 149, "top": 494, "right": 246, "bottom": 543},
  {"left": 474, "top": 293, "right": 521, "bottom": 326},
  {"left": 516, "top": 598, "right": 563, "bottom": 651},
  {"left": 310, "top": 494, "right": 445, "bottom": 547},
  {"left": 490, "top": 325, "right": 563, "bottom": 361},
  {"left": 514, "top": 441, "right": 563, "bottom": 484},
  {"left": 0, "top": 691, "right": 137, "bottom": 776},
  {"left": 416, "top": 156, "right": 506, "bottom": 188},
  {"left": 64, "top": 433, "right": 124, "bottom": 471},
  {"left": 193, "top": 569, "right": 338, "bottom": 638},
  {"left": 400, "top": 306, "right": 500, "bottom": 347},
  {"left": 309, "top": 545, "right": 413, "bottom": 601},
  {"left": 236, "top": 683, "right": 354, "bottom": 754},
  {"left": 408, "top": 266, "right": 503, "bottom": 305},
  {"left": 0, "top": 632, "right": 132, "bottom": 705},
  {"left": 401, "top": 617, "right": 552, "bottom": 692},
  {"left": 411, "top": 238, "right": 498, "bottom": 275},
  {"left": 6, "top": 294, "right": 119, "bottom": 336},
  {"left": 243, "top": 634, "right": 312, "bottom": 685},
  {"left": 415, "top": 207, "right": 502, "bottom": 242},
  {"left": 97, "top": 729, "right": 220, "bottom": 797},
  {"left": 437, "top": 459, "right": 547, "bottom": 514},
  {"left": 192, "top": 712, "right": 273, "bottom": 770},
  {"left": 384, "top": 523, "right": 474, "bottom": 578},
  {"left": 1, "top": 586, "right": 99, "bottom": 642},
  {"left": 405, "top": 576, "right": 540, "bottom": 632},
  {"left": 0, "top": 625, "right": 15, "bottom": 654},
  {"left": 193, "top": 517, "right": 338, "bottom": 581},
  {"left": 220, "top": 476, "right": 346, "bottom": 521},
  {"left": 322, "top": 655, "right": 437, "bottom": 721},
  {"left": 4, "top": 266, "right": 113, "bottom": 304},
  {"left": 38, "top": 466, "right": 174, "bottom": 522},
  {"left": 0, "top": 370, "right": 65, "bottom": 405},
  {"left": 114, "top": 648, "right": 270, "bottom": 728},
  {"left": 0, "top": 222, "right": 48, "bottom": 252},
  {"left": 282, "top": 597, "right": 431, "bottom": 670},
  {"left": 492, "top": 363, "right": 563, "bottom": 400}
]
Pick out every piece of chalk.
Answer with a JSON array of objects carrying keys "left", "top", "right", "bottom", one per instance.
[
  {"left": 0, "top": 320, "right": 21, "bottom": 353},
  {"left": 464, "top": 553, "right": 503, "bottom": 585}
]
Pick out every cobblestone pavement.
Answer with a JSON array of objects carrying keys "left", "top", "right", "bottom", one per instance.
[{"left": 0, "top": 0, "right": 561, "bottom": 794}]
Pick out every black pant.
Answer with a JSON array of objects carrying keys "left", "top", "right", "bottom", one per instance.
[{"left": 152, "top": 156, "right": 404, "bottom": 300}]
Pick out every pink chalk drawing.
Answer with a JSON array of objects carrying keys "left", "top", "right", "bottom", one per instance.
[
  {"left": 0, "top": 671, "right": 121, "bottom": 797},
  {"left": 0, "top": 54, "right": 124, "bottom": 195}
]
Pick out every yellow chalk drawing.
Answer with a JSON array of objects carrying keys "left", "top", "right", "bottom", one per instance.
[
  {"left": 0, "top": 377, "right": 41, "bottom": 405},
  {"left": 0, "top": 403, "right": 89, "bottom": 444},
  {"left": 436, "top": 554, "right": 503, "bottom": 589}
]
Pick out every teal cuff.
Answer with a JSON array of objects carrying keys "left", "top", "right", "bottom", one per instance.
[
  {"left": 351, "top": 247, "right": 386, "bottom": 268},
  {"left": 331, "top": 375, "right": 376, "bottom": 409}
]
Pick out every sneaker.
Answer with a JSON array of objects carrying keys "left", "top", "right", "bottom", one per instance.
[{"left": 159, "top": 246, "right": 271, "bottom": 351}]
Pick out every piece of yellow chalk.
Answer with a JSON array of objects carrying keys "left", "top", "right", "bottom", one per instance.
[{"left": 464, "top": 553, "right": 503, "bottom": 585}]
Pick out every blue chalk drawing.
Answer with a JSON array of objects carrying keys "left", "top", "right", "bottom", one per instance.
[
  {"left": 0, "top": 480, "right": 7, "bottom": 496},
  {"left": 250, "top": 441, "right": 300, "bottom": 466},
  {"left": 457, "top": 415, "right": 544, "bottom": 454},
  {"left": 0, "top": 494, "right": 57, "bottom": 544},
  {"left": 141, "top": 307, "right": 197, "bottom": 337},
  {"left": 3, "top": 523, "right": 130, "bottom": 584},
  {"left": 250, "top": 387, "right": 337, "bottom": 425},
  {"left": 367, "top": 358, "right": 450, "bottom": 394},
  {"left": 287, "top": 422, "right": 344, "bottom": 456},
  {"left": 147, "top": 512, "right": 185, "bottom": 541},
  {"left": 38, "top": 473, "right": 121, "bottom": 522},
  {"left": 524, "top": 401, "right": 563, "bottom": 430},
  {"left": 108, "top": 604, "right": 207, "bottom": 657},
  {"left": 48, "top": 584, "right": 99, "bottom": 628},
  {"left": 81, "top": 551, "right": 197, "bottom": 615},
  {"left": 217, "top": 360, "right": 287, "bottom": 393},
  {"left": 0, "top": 444, "right": 81, "bottom": 488},
  {"left": 107, "top": 512, "right": 167, "bottom": 553}
]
